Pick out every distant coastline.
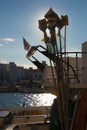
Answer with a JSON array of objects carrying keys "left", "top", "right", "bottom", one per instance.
[{"left": 0, "top": 85, "right": 44, "bottom": 93}]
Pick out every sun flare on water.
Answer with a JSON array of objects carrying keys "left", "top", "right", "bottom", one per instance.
[{"left": 36, "top": 93, "right": 56, "bottom": 106}]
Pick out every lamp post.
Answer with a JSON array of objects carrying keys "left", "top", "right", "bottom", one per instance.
[{"left": 38, "top": 8, "right": 69, "bottom": 130}]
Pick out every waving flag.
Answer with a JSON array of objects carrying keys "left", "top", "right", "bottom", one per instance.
[
  {"left": 27, "top": 46, "right": 39, "bottom": 57},
  {"left": 23, "top": 37, "right": 31, "bottom": 51}
]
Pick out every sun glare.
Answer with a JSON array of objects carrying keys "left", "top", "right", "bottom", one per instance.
[
  {"left": 32, "top": 8, "right": 48, "bottom": 37},
  {"left": 37, "top": 93, "right": 56, "bottom": 106}
]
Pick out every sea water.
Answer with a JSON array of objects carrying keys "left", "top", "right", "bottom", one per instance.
[{"left": 0, "top": 92, "right": 56, "bottom": 108}]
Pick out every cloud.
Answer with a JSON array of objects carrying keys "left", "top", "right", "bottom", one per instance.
[
  {"left": 0, "top": 37, "right": 15, "bottom": 47},
  {"left": 3, "top": 38, "right": 15, "bottom": 42}
]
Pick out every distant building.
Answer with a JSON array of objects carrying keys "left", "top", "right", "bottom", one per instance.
[
  {"left": 28, "top": 67, "right": 43, "bottom": 81},
  {"left": 42, "top": 57, "right": 82, "bottom": 85},
  {"left": 6, "top": 62, "right": 17, "bottom": 83},
  {"left": 0, "top": 63, "right": 7, "bottom": 85},
  {"left": 82, "top": 42, "right": 87, "bottom": 82},
  {"left": 0, "top": 62, "right": 44, "bottom": 87},
  {"left": 16, "top": 66, "right": 25, "bottom": 82}
]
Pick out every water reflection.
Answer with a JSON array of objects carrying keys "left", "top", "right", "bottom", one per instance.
[{"left": 0, "top": 93, "right": 56, "bottom": 107}]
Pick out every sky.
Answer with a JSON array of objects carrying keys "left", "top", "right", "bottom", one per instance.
[{"left": 0, "top": 0, "right": 87, "bottom": 69}]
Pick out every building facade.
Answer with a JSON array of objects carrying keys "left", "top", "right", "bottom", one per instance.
[
  {"left": 0, "top": 62, "right": 43, "bottom": 88},
  {"left": 82, "top": 42, "right": 87, "bottom": 82}
]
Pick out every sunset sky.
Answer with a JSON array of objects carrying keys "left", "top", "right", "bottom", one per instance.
[{"left": 0, "top": 0, "right": 87, "bottom": 68}]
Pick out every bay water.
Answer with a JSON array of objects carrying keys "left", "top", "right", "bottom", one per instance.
[{"left": 0, "top": 92, "right": 56, "bottom": 108}]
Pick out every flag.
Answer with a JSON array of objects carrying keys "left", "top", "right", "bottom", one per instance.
[
  {"left": 23, "top": 37, "right": 31, "bottom": 51},
  {"left": 27, "top": 46, "right": 39, "bottom": 57}
]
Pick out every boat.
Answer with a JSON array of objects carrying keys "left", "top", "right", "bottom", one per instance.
[
  {"left": 1, "top": 8, "right": 87, "bottom": 130},
  {"left": 0, "top": 106, "right": 50, "bottom": 130}
]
